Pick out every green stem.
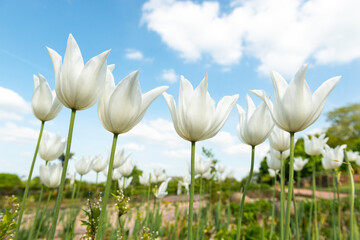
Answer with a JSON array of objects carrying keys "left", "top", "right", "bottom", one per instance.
[
  {"left": 15, "top": 121, "right": 45, "bottom": 238},
  {"left": 188, "top": 141, "right": 196, "bottom": 240},
  {"left": 345, "top": 150, "right": 355, "bottom": 240},
  {"left": 312, "top": 156, "right": 319, "bottom": 240},
  {"left": 196, "top": 177, "right": 203, "bottom": 240},
  {"left": 27, "top": 184, "right": 44, "bottom": 240},
  {"left": 236, "top": 145, "right": 255, "bottom": 240},
  {"left": 66, "top": 175, "right": 82, "bottom": 240},
  {"left": 48, "top": 109, "right": 76, "bottom": 239},
  {"left": 335, "top": 171, "right": 341, "bottom": 240},
  {"left": 292, "top": 187, "right": 300, "bottom": 240},
  {"left": 35, "top": 190, "right": 52, "bottom": 240},
  {"left": 280, "top": 151, "right": 285, "bottom": 240},
  {"left": 284, "top": 132, "right": 295, "bottom": 240},
  {"left": 297, "top": 171, "right": 301, "bottom": 189},
  {"left": 96, "top": 133, "right": 118, "bottom": 240},
  {"left": 145, "top": 174, "right": 151, "bottom": 227},
  {"left": 270, "top": 176, "right": 276, "bottom": 240},
  {"left": 332, "top": 171, "right": 337, "bottom": 240}
]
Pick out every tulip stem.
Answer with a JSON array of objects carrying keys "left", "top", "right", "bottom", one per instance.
[
  {"left": 188, "top": 141, "right": 196, "bottom": 240},
  {"left": 331, "top": 171, "right": 337, "bottom": 239},
  {"left": 269, "top": 176, "right": 276, "bottom": 240},
  {"left": 27, "top": 184, "right": 44, "bottom": 240},
  {"left": 49, "top": 109, "right": 76, "bottom": 240},
  {"left": 280, "top": 151, "right": 285, "bottom": 240},
  {"left": 345, "top": 150, "right": 355, "bottom": 240},
  {"left": 285, "top": 132, "right": 295, "bottom": 240},
  {"left": 196, "top": 176, "right": 203, "bottom": 240},
  {"left": 35, "top": 189, "right": 52, "bottom": 240},
  {"left": 15, "top": 121, "right": 45, "bottom": 238},
  {"left": 96, "top": 133, "right": 118, "bottom": 240},
  {"left": 236, "top": 145, "right": 255, "bottom": 240},
  {"left": 312, "top": 156, "right": 319, "bottom": 240},
  {"left": 335, "top": 170, "right": 341, "bottom": 240}
]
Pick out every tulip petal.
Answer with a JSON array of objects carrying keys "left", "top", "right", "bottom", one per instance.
[
  {"left": 163, "top": 92, "right": 187, "bottom": 140},
  {"left": 32, "top": 74, "right": 53, "bottom": 121},
  {"left": 75, "top": 50, "right": 110, "bottom": 110}
]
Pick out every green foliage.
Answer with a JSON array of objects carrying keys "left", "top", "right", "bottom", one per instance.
[
  {"left": 326, "top": 103, "right": 360, "bottom": 149},
  {"left": 0, "top": 195, "right": 19, "bottom": 239},
  {"left": 80, "top": 195, "right": 102, "bottom": 239},
  {"left": 0, "top": 173, "right": 22, "bottom": 189}
]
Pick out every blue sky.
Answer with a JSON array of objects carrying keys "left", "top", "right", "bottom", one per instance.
[{"left": 1, "top": 0, "right": 360, "bottom": 182}]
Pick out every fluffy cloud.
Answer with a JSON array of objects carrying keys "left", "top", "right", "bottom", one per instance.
[
  {"left": 0, "top": 87, "right": 31, "bottom": 121},
  {"left": 0, "top": 122, "right": 38, "bottom": 144},
  {"left": 142, "top": 0, "right": 360, "bottom": 76},
  {"left": 125, "top": 48, "right": 144, "bottom": 60},
  {"left": 161, "top": 68, "right": 178, "bottom": 83}
]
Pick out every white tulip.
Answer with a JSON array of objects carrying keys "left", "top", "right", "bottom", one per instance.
[
  {"left": 304, "top": 134, "right": 328, "bottom": 156},
  {"left": 321, "top": 145, "right": 346, "bottom": 170},
  {"left": 118, "top": 177, "right": 133, "bottom": 189},
  {"left": 269, "top": 126, "right": 290, "bottom": 152},
  {"left": 47, "top": 34, "right": 110, "bottom": 110},
  {"left": 268, "top": 169, "right": 279, "bottom": 178},
  {"left": 92, "top": 155, "right": 108, "bottom": 173},
  {"left": 155, "top": 178, "right": 171, "bottom": 198},
  {"left": 294, "top": 157, "right": 309, "bottom": 172},
  {"left": 345, "top": 150, "right": 359, "bottom": 162},
  {"left": 39, "top": 163, "right": 62, "bottom": 188},
  {"left": 252, "top": 64, "right": 341, "bottom": 133},
  {"left": 98, "top": 66, "right": 168, "bottom": 134},
  {"left": 118, "top": 160, "right": 134, "bottom": 177},
  {"left": 236, "top": 95, "right": 274, "bottom": 146},
  {"left": 216, "top": 164, "right": 226, "bottom": 174},
  {"left": 113, "top": 149, "right": 131, "bottom": 169},
  {"left": 139, "top": 173, "right": 151, "bottom": 186},
  {"left": 75, "top": 156, "right": 93, "bottom": 176},
  {"left": 39, "top": 131, "right": 66, "bottom": 162},
  {"left": 32, "top": 74, "right": 63, "bottom": 122},
  {"left": 163, "top": 75, "right": 238, "bottom": 142},
  {"left": 267, "top": 149, "right": 281, "bottom": 170}
]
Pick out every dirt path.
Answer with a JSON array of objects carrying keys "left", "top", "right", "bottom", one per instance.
[{"left": 288, "top": 188, "right": 348, "bottom": 199}]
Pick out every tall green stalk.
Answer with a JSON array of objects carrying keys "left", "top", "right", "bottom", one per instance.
[
  {"left": 96, "top": 133, "right": 118, "bottom": 240},
  {"left": 236, "top": 145, "right": 255, "bottom": 240},
  {"left": 312, "top": 156, "right": 319, "bottom": 240},
  {"left": 15, "top": 121, "right": 45, "bottom": 238},
  {"left": 196, "top": 177, "right": 203, "bottom": 240},
  {"left": 331, "top": 171, "right": 337, "bottom": 240},
  {"left": 188, "top": 141, "right": 196, "bottom": 240},
  {"left": 292, "top": 188, "right": 300, "bottom": 240},
  {"left": 27, "top": 185, "right": 44, "bottom": 240},
  {"left": 269, "top": 176, "right": 276, "bottom": 240},
  {"left": 335, "top": 171, "right": 341, "bottom": 240},
  {"left": 284, "top": 132, "right": 295, "bottom": 240},
  {"left": 344, "top": 150, "right": 355, "bottom": 240},
  {"left": 280, "top": 151, "right": 285, "bottom": 240},
  {"left": 48, "top": 109, "right": 77, "bottom": 239},
  {"left": 34, "top": 190, "right": 52, "bottom": 240}
]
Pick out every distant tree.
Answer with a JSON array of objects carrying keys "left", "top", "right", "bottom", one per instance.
[
  {"left": 202, "top": 147, "right": 218, "bottom": 173},
  {"left": 130, "top": 166, "right": 143, "bottom": 186},
  {"left": 0, "top": 173, "right": 22, "bottom": 189},
  {"left": 58, "top": 152, "right": 74, "bottom": 166},
  {"left": 326, "top": 103, "right": 360, "bottom": 150}
]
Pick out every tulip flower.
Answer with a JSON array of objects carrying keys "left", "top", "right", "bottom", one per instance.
[
  {"left": 346, "top": 150, "right": 360, "bottom": 162},
  {"left": 269, "top": 126, "right": 290, "bottom": 152},
  {"left": 39, "top": 131, "right": 66, "bottom": 161},
  {"left": 251, "top": 64, "right": 340, "bottom": 240},
  {"left": 155, "top": 178, "right": 171, "bottom": 198},
  {"left": 75, "top": 156, "right": 93, "bottom": 176},
  {"left": 177, "top": 175, "right": 190, "bottom": 195},
  {"left": 96, "top": 67, "right": 167, "bottom": 239},
  {"left": 216, "top": 164, "right": 226, "bottom": 175},
  {"left": 118, "top": 177, "right": 133, "bottom": 190},
  {"left": 267, "top": 150, "right": 282, "bottom": 170},
  {"left": 203, "top": 170, "right": 213, "bottom": 180},
  {"left": 304, "top": 134, "right": 328, "bottom": 156},
  {"left": 321, "top": 145, "right": 346, "bottom": 170},
  {"left": 92, "top": 155, "right": 108, "bottom": 173},
  {"left": 46, "top": 34, "right": 110, "bottom": 239},
  {"left": 163, "top": 75, "right": 238, "bottom": 240},
  {"left": 98, "top": 66, "right": 168, "bottom": 134},
  {"left": 236, "top": 95, "right": 274, "bottom": 146},
  {"left": 251, "top": 64, "right": 341, "bottom": 133},
  {"left": 102, "top": 167, "right": 122, "bottom": 180},
  {"left": 268, "top": 169, "right": 278, "bottom": 178},
  {"left": 294, "top": 157, "right": 309, "bottom": 172},
  {"left": 163, "top": 75, "right": 238, "bottom": 142},
  {"left": 32, "top": 74, "right": 63, "bottom": 122},
  {"left": 118, "top": 159, "right": 134, "bottom": 177},
  {"left": 139, "top": 173, "right": 151, "bottom": 186},
  {"left": 39, "top": 163, "right": 62, "bottom": 188},
  {"left": 187, "top": 157, "right": 212, "bottom": 176},
  {"left": 235, "top": 94, "right": 274, "bottom": 238},
  {"left": 113, "top": 149, "right": 131, "bottom": 169}
]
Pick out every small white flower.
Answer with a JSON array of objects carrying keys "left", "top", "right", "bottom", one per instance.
[{"left": 39, "top": 131, "right": 66, "bottom": 162}]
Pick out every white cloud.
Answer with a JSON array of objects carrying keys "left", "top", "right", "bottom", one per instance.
[
  {"left": 161, "top": 68, "right": 178, "bottom": 83},
  {"left": 125, "top": 48, "right": 144, "bottom": 60},
  {"left": 0, "top": 122, "right": 38, "bottom": 144},
  {"left": 123, "top": 142, "right": 146, "bottom": 152},
  {"left": 0, "top": 87, "right": 31, "bottom": 121},
  {"left": 142, "top": 0, "right": 360, "bottom": 76}
]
